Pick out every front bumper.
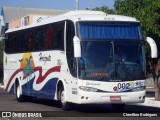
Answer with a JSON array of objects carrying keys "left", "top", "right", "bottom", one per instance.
[{"left": 76, "top": 90, "right": 146, "bottom": 104}]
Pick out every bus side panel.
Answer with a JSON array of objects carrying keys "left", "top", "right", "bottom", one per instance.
[
  {"left": 32, "top": 78, "right": 59, "bottom": 99},
  {"left": 18, "top": 51, "right": 68, "bottom": 100},
  {"left": 21, "top": 76, "right": 59, "bottom": 99},
  {"left": 3, "top": 52, "right": 23, "bottom": 94},
  {"left": 3, "top": 50, "right": 78, "bottom": 101}
]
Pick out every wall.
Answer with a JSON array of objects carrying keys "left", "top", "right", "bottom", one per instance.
[
  {"left": 21, "top": 14, "right": 52, "bottom": 27},
  {"left": 8, "top": 19, "right": 20, "bottom": 29}
]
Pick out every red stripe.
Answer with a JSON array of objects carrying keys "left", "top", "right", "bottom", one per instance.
[
  {"left": 5, "top": 66, "right": 61, "bottom": 91},
  {"left": 5, "top": 68, "right": 23, "bottom": 91},
  {"left": 34, "top": 66, "right": 61, "bottom": 84}
]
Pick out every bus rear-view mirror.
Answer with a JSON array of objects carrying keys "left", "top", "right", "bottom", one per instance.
[
  {"left": 145, "top": 37, "right": 158, "bottom": 58},
  {"left": 73, "top": 36, "right": 81, "bottom": 58}
]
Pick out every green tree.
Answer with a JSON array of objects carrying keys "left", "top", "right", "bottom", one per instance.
[
  {"left": 93, "top": 1, "right": 160, "bottom": 100},
  {"left": 93, "top": 6, "right": 115, "bottom": 14},
  {"left": 94, "top": 1, "right": 160, "bottom": 56},
  {"left": 115, "top": 0, "right": 160, "bottom": 100},
  {"left": 114, "top": 0, "right": 160, "bottom": 56}
]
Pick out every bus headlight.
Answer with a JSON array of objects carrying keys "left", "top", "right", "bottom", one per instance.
[
  {"left": 132, "top": 86, "right": 146, "bottom": 92},
  {"left": 79, "top": 86, "right": 98, "bottom": 92}
]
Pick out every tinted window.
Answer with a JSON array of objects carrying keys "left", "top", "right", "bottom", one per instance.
[
  {"left": 66, "top": 20, "right": 76, "bottom": 77},
  {"left": 5, "top": 21, "right": 65, "bottom": 53},
  {"left": 77, "top": 22, "right": 142, "bottom": 40}
]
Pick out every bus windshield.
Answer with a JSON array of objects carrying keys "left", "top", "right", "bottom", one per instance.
[
  {"left": 77, "top": 22, "right": 145, "bottom": 81},
  {"left": 77, "top": 22, "right": 143, "bottom": 40}
]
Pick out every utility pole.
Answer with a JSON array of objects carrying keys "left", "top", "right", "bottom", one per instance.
[
  {"left": 76, "top": 0, "right": 79, "bottom": 10},
  {"left": 92, "top": 0, "right": 95, "bottom": 9}
]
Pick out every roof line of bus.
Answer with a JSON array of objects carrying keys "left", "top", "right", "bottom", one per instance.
[{"left": 6, "top": 10, "right": 139, "bottom": 34}]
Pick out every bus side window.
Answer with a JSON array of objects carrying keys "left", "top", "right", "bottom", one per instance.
[
  {"left": 17, "top": 33, "right": 21, "bottom": 52},
  {"left": 13, "top": 33, "right": 16, "bottom": 52},
  {"left": 28, "top": 32, "right": 32, "bottom": 51},
  {"left": 54, "top": 22, "right": 64, "bottom": 50},
  {"left": 54, "top": 29, "right": 58, "bottom": 48},
  {"left": 21, "top": 32, "right": 24, "bottom": 52},
  {"left": 10, "top": 34, "right": 14, "bottom": 53},
  {"left": 9, "top": 34, "right": 13, "bottom": 53},
  {"left": 14, "top": 32, "right": 20, "bottom": 53},
  {"left": 66, "top": 20, "right": 76, "bottom": 77},
  {"left": 24, "top": 30, "right": 28, "bottom": 52},
  {"left": 34, "top": 30, "right": 39, "bottom": 50},
  {"left": 44, "top": 28, "right": 46, "bottom": 50},
  {"left": 18, "top": 32, "right": 22, "bottom": 52},
  {"left": 46, "top": 25, "right": 54, "bottom": 49},
  {"left": 32, "top": 30, "right": 36, "bottom": 51},
  {"left": 60, "top": 23, "right": 64, "bottom": 50},
  {"left": 39, "top": 27, "right": 44, "bottom": 50},
  {"left": 13, "top": 34, "right": 16, "bottom": 52}
]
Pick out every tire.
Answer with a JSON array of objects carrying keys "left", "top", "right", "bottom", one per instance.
[
  {"left": 16, "top": 82, "right": 25, "bottom": 102},
  {"left": 111, "top": 104, "right": 125, "bottom": 111},
  {"left": 59, "top": 87, "right": 70, "bottom": 110}
]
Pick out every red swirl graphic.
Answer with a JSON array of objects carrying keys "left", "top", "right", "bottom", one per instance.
[
  {"left": 5, "top": 66, "right": 61, "bottom": 91},
  {"left": 5, "top": 68, "right": 23, "bottom": 91},
  {"left": 34, "top": 66, "right": 60, "bottom": 84}
]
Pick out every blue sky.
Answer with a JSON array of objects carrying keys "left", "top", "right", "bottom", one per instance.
[{"left": 0, "top": 0, "right": 115, "bottom": 12}]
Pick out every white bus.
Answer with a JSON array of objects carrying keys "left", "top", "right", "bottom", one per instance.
[{"left": 3, "top": 10, "right": 157, "bottom": 110}]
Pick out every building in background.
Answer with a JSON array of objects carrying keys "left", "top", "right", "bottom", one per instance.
[
  {"left": 21, "top": 14, "right": 52, "bottom": 27},
  {"left": 0, "top": 6, "right": 69, "bottom": 36},
  {"left": 9, "top": 14, "right": 52, "bottom": 29},
  {"left": 0, "top": 6, "right": 69, "bottom": 83},
  {"left": 0, "top": 15, "right": 5, "bottom": 39},
  {"left": 8, "top": 19, "right": 20, "bottom": 29}
]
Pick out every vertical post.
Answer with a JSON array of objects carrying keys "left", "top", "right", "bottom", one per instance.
[
  {"left": 92, "top": 0, "right": 95, "bottom": 9},
  {"left": 76, "top": 0, "right": 79, "bottom": 10}
]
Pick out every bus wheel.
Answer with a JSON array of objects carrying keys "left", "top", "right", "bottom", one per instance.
[
  {"left": 16, "top": 82, "right": 25, "bottom": 102},
  {"left": 111, "top": 104, "right": 125, "bottom": 111},
  {"left": 59, "top": 87, "right": 70, "bottom": 110}
]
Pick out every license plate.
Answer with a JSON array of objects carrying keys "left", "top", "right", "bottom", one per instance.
[{"left": 110, "top": 96, "right": 121, "bottom": 102}]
